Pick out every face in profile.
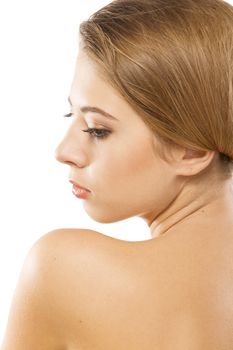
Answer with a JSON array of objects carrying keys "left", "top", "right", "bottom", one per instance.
[{"left": 55, "top": 49, "right": 182, "bottom": 225}]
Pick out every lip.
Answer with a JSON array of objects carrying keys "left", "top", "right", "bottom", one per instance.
[
  {"left": 69, "top": 180, "right": 91, "bottom": 199},
  {"left": 69, "top": 179, "right": 91, "bottom": 192}
]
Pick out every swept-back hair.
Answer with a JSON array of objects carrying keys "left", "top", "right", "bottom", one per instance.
[{"left": 80, "top": 0, "right": 233, "bottom": 176}]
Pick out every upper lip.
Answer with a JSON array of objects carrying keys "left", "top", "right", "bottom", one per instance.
[{"left": 69, "top": 179, "right": 90, "bottom": 192}]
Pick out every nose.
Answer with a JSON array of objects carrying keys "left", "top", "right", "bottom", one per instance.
[{"left": 54, "top": 132, "right": 88, "bottom": 168}]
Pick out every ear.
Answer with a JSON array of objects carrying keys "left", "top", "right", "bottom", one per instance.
[{"left": 174, "top": 148, "right": 217, "bottom": 177}]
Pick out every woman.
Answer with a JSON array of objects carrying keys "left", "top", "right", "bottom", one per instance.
[{"left": 1, "top": 0, "right": 233, "bottom": 349}]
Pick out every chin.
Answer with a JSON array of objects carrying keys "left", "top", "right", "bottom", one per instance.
[
  {"left": 83, "top": 203, "right": 132, "bottom": 224},
  {"left": 87, "top": 212, "right": 125, "bottom": 224}
]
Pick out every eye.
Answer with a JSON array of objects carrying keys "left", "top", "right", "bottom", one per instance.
[
  {"left": 82, "top": 128, "right": 111, "bottom": 140},
  {"left": 63, "top": 113, "right": 111, "bottom": 140}
]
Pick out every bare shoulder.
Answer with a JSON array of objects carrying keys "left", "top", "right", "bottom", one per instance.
[
  {"left": 34, "top": 227, "right": 139, "bottom": 276},
  {"left": 4, "top": 228, "right": 232, "bottom": 350},
  {"left": 32, "top": 228, "right": 233, "bottom": 349},
  {"left": 30, "top": 228, "right": 151, "bottom": 347},
  {"left": 0, "top": 228, "right": 120, "bottom": 350},
  {"left": 1, "top": 228, "right": 98, "bottom": 350},
  {"left": 33, "top": 227, "right": 128, "bottom": 277},
  {"left": 30, "top": 227, "right": 123, "bottom": 292}
]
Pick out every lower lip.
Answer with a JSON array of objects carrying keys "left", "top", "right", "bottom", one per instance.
[{"left": 72, "top": 185, "right": 90, "bottom": 199}]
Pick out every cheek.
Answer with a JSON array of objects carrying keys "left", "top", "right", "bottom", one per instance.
[
  {"left": 93, "top": 141, "right": 159, "bottom": 189},
  {"left": 83, "top": 139, "right": 176, "bottom": 223}
]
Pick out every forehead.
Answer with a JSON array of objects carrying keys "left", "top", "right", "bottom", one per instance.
[
  {"left": 70, "top": 52, "right": 116, "bottom": 107},
  {"left": 70, "top": 51, "right": 150, "bottom": 128}
]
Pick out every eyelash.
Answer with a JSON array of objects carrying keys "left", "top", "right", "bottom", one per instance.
[
  {"left": 82, "top": 128, "right": 111, "bottom": 140},
  {"left": 63, "top": 112, "right": 111, "bottom": 140}
]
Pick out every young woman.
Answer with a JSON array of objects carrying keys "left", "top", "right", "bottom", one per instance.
[{"left": 1, "top": 0, "right": 233, "bottom": 349}]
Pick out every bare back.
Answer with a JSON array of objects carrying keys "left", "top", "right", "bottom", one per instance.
[{"left": 53, "top": 226, "right": 233, "bottom": 350}]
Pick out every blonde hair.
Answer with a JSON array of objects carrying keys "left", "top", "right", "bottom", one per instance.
[{"left": 79, "top": 0, "right": 233, "bottom": 176}]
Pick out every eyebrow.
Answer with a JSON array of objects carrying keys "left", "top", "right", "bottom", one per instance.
[{"left": 68, "top": 96, "right": 119, "bottom": 122}]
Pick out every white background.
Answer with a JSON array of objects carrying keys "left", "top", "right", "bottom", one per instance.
[
  {"left": 0, "top": 0, "right": 151, "bottom": 343},
  {"left": 0, "top": 0, "right": 232, "bottom": 344}
]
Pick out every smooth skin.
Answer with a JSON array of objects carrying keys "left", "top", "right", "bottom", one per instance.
[{"left": 1, "top": 50, "right": 233, "bottom": 349}]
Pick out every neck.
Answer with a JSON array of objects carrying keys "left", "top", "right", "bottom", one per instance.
[{"left": 148, "top": 178, "right": 233, "bottom": 239}]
